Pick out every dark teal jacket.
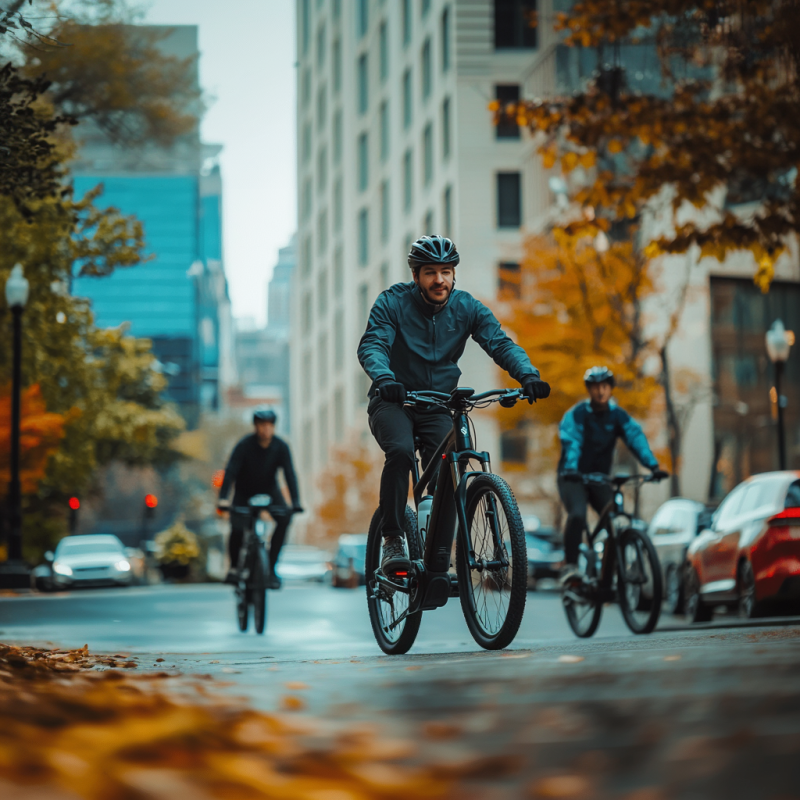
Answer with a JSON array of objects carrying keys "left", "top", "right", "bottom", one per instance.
[
  {"left": 357, "top": 282, "right": 538, "bottom": 396},
  {"left": 558, "top": 399, "right": 659, "bottom": 474}
]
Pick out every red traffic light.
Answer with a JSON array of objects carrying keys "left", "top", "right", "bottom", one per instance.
[
  {"left": 68, "top": 497, "right": 80, "bottom": 511},
  {"left": 211, "top": 469, "right": 225, "bottom": 489},
  {"left": 144, "top": 494, "right": 158, "bottom": 509}
]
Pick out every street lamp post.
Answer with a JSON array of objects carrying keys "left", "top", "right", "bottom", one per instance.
[
  {"left": 766, "top": 319, "right": 794, "bottom": 471},
  {"left": 0, "top": 264, "right": 30, "bottom": 588}
]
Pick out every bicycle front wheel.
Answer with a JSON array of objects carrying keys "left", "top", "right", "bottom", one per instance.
[
  {"left": 563, "top": 545, "right": 603, "bottom": 638},
  {"left": 456, "top": 473, "right": 527, "bottom": 650},
  {"left": 252, "top": 546, "right": 268, "bottom": 635},
  {"left": 617, "top": 528, "right": 662, "bottom": 634},
  {"left": 366, "top": 505, "right": 423, "bottom": 655}
]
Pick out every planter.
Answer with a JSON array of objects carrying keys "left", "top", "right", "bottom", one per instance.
[{"left": 159, "top": 561, "right": 190, "bottom": 581}]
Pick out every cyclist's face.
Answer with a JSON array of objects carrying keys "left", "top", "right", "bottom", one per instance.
[
  {"left": 254, "top": 420, "right": 275, "bottom": 445},
  {"left": 587, "top": 381, "right": 613, "bottom": 405},
  {"left": 414, "top": 264, "right": 454, "bottom": 304}
]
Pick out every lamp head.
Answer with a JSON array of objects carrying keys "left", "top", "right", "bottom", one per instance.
[
  {"left": 5, "top": 264, "right": 29, "bottom": 309},
  {"left": 766, "top": 319, "right": 792, "bottom": 363}
]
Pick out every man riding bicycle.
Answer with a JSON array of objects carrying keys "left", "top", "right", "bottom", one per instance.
[
  {"left": 357, "top": 234, "right": 550, "bottom": 576},
  {"left": 558, "top": 366, "right": 667, "bottom": 584},
  {"left": 218, "top": 408, "right": 302, "bottom": 589}
]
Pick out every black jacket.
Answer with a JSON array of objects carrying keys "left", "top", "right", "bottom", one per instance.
[
  {"left": 219, "top": 434, "right": 300, "bottom": 507},
  {"left": 357, "top": 282, "right": 539, "bottom": 396}
]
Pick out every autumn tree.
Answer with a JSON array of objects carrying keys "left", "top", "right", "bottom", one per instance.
[{"left": 514, "top": 0, "right": 800, "bottom": 289}]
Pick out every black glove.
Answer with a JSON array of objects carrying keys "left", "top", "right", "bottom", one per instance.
[
  {"left": 292, "top": 504, "right": 305, "bottom": 514},
  {"left": 651, "top": 468, "right": 669, "bottom": 481},
  {"left": 522, "top": 378, "right": 551, "bottom": 404},
  {"left": 378, "top": 381, "right": 407, "bottom": 404},
  {"left": 560, "top": 469, "right": 582, "bottom": 483}
]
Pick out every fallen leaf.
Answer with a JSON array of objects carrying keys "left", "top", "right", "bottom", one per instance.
[
  {"left": 530, "top": 774, "right": 591, "bottom": 798},
  {"left": 558, "top": 655, "right": 585, "bottom": 664}
]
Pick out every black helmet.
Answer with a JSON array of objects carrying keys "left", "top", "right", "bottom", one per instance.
[
  {"left": 583, "top": 366, "right": 615, "bottom": 387},
  {"left": 407, "top": 235, "right": 460, "bottom": 271},
  {"left": 253, "top": 407, "right": 277, "bottom": 424}
]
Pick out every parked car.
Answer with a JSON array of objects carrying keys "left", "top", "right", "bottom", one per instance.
[
  {"left": 35, "top": 534, "right": 134, "bottom": 591},
  {"left": 647, "top": 498, "right": 715, "bottom": 614},
  {"left": 523, "top": 516, "right": 564, "bottom": 589},
  {"left": 276, "top": 545, "right": 331, "bottom": 582},
  {"left": 331, "top": 533, "right": 368, "bottom": 588},
  {"left": 685, "top": 471, "right": 800, "bottom": 622}
]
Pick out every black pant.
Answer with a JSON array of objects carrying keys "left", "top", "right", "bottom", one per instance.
[
  {"left": 229, "top": 498, "right": 291, "bottom": 572},
  {"left": 368, "top": 397, "right": 452, "bottom": 537},
  {"left": 557, "top": 477, "right": 614, "bottom": 565}
]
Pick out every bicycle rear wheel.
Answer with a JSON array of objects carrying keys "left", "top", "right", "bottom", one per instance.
[
  {"left": 252, "top": 547, "right": 268, "bottom": 635},
  {"left": 236, "top": 585, "right": 248, "bottom": 632},
  {"left": 617, "top": 528, "right": 662, "bottom": 634},
  {"left": 563, "top": 544, "right": 602, "bottom": 638},
  {"left": 366, "top": 505, "right": 422, "bottom": 655},
  {"left": 456, "top": 473, "right": 527, "bottom": 650}
]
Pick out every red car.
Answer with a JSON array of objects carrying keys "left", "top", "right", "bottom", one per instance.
[{"left": 684, "top": 471, "right": 800, "bottom": 621}]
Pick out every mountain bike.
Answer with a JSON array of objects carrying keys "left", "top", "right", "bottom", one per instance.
[
  {"left": 224, "top": 496, "right": 296, "bottom": 635},
  {"left": 366, "top": 386, "right": 531, "bottom": 655},
  {"left": 561, "top": 472, "right": 667, "bottom": 638}
]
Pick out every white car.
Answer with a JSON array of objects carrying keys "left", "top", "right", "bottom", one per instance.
[
  {"left": 275, "top": 545, "right": 332, "bottom": 582},
  {"left": 44, "top": 534, "right": 134, "bottom": 590}
]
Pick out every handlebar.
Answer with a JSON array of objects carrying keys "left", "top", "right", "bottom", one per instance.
[
  {"left": 405, "top": 387, "right": 523, "bottom": 411},
  {"left": 562, "top": 471, "right": 668, "bottom": 488}
]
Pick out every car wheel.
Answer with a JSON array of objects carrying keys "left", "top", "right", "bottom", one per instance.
[
  {"left": 34, "top": 576, "right": 52, "bottom": 593},
  {"left": 738, "top": 559, "right": 761, "bottom": 619},
  {"left": 684, "top": 564, "right": 712, "bottom": 623},
  {"left": 664, "top": 564, "right": 684, "bottom": 615}
]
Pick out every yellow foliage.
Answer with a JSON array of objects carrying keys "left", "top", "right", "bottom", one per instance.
[{"left": 154, "top": 521, "right": 200, "bottom": 565}]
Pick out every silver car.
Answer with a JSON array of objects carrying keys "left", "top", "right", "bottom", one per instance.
[
  {"left": 46, "top": 534, "right": 134, "bottom": 590},
  {"left": 647, "top": 499, "right": 714, "bottom": 614}
]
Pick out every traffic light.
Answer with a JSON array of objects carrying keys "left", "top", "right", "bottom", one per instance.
[
  {"left": 144, "top": 494, "right": 158, "bottom": 519},
  {"left": 68, "top": 497, "right": 80, "bottom": 534}
]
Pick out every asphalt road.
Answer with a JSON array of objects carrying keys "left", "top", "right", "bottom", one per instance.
[{"left": 3, "top": 583, "right": 800, "bottom": 797}]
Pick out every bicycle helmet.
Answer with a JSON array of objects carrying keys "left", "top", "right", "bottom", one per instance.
[
  {"left": 583, "top": 366, "right": 615, "bottom": 387},
  {"left": 253, "top": 407, "right": 277, "bottom": 424},
  {"left": 407, "top": 235, "right": 460, "bottom": 271}
]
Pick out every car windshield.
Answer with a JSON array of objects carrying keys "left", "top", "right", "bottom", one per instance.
[
  {"left": 57, "top": 541, "right": 122, "bottom": 556},
  {"left": 786, "top": 481, "right": 800, "bottom": 509}
]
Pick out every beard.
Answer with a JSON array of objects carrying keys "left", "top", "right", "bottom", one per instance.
[{"left": 419, "top": 282, "right": 452, "bottom": 306}]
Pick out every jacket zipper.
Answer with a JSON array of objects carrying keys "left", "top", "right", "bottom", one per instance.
[{"left": 431, "top": 314, "right": 436, "bottom": 388}]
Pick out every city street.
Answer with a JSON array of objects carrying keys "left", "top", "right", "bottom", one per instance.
[{"left": 2, "top": 583, "right": 800, "bottom": 797}]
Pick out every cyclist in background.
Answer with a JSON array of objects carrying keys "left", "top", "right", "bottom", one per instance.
[
  {"left": 558, "top": 366, "right": 667, "bottom": 584},
  {"left": 218, "top": 408, "right": 303, "bottom": 589},
  {"left": 357, "top": 234, "right": 550, "bottom": 576}
]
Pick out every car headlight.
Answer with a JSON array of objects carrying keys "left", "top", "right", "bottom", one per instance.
[
  {"left": 114, "top": 559, "right": 131, "bottom": 572},
  {"left": 53, "top": 562, "right": 73, "bottom": 576}
]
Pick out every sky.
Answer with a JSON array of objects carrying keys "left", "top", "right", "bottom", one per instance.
[{"left": 144, "top": 0, "right": 296, "bottom": 327}]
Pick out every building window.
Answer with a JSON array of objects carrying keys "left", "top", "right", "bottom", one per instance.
[
  {"left": 333, "top": 387, "right": 344, "bottom": 439},
  {"left": 422, "top": 123, "right": 433, "bottom": 185},
  {"left": 380, "top": 100, "right": 390, "bottom": 161},
  {"left": 316, "top": 22, "right": 326, "bottom": 69},
  {"left": 358, "top": 53, "right": 369, "bottom": 115},
  {"left": 318, "top": 332, "right": 328, "bottom": 388},
  {"left": 358, "top": 282, "right": 370, "bottom": 326},
  {"left": 358, "top": 208, "right": 369, "bottom": 265},
  {"left": 302, "top": 121, "right": 312, "bottom": 163},
  {"left": 333, "top": 0, "right": 341, "bottom": 21},
  {"left": 422, "top": 0, "right": 431, "bottom": 17},
  {"left": 403, "top": 148, "right": 413, "bottom": 211},
  {"left": 303, "top": 350, "right": 313, "bottom": 404},
  {"left": 333, "top": 247, "right": 344, "bottom": 296},
  {"left": 403, "top": 69, "right": 413, "bottom": 128},
  {"left": 357, "top": 0, "right": 369, "bottom": 38},
  {"left": 301, "top": 0, "right": 311, "bottom": 54},
  {"left": 497, "top": 172, "right": 522, "bottom": 227},
  {"left": 441, "top": 6, "right": 451, "bottom": 72},
  {"left": 316, "top": 85, "right": 327, "bottom": 131},
  {"left": 402, "top": 0, "right": 412, "bottom": 45},
  {"left": 423, "top": 209, "right": 433, "bottom": 233},
  {"left": 494, "top": 0, "right": 537, "bottom": 49},
  {"left": 317, "top": 208, "right": 328, "bottom": 253},
  {"left": 302, "top": 235, "right": 313, "bottom": 278},
  {"left": 302, "top": 68, "right": 311, "bottom": 107},
  {"left": 334, "top": 311, "right": 344, "bottom": 370},
  {"left": 443, "top": 184, "right": 452, "bottom": 237},
  {"left": 495, "top": 84, "right": 520, "bottom": 139},
  {"left": 333, "top": 39, "right": 342, "bottom": 93},
  {"left": 380, "top": 180, "right": 390, "bottom": 242},
  {"left": 302, "top": 177, "right": 312, "bottom": 221},
  {"left": 441, "top": 96, "right": 451, "bottom": 159},
  {"left": 500, "top": 426, "right": 528, "bottom": 464},
  {"left": 380, "top": 261, "right": 389, "bottom": 289},
  {"left": 333, "top": 177, "right": 343, "bottom": 232},
  {"left": 317, "top": 146, "right": 328, "bottom": 193},
  {"left": 302, "top": 290, "right": 312, "bottom": 330},
  {"left": 318, "top": 405, "right": 329, "bottom": 461},
  {"left": 318, "top": 268, "right": 329, "bottom": 316},
  {"left": 379, "top": 21, "right": 389, "bottom": 82},
  {"left": 358, "top": 132, "right": 369, "bottom": 191},
  {"left": 333, "top": 110, "right": 343, "bottom": 165},
  {"left": 421, "top": 39, "right": 432, "bottom": 101},
  {"left": 498, "top": 262, "right": 521, "bottom": 298}
]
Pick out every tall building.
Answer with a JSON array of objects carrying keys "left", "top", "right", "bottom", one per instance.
[
  {"left": 291, "top": 0, "right": 549, "bottom": 509},
  {"left": 71, "top": 25, "right": 234, "bottom": 427}
]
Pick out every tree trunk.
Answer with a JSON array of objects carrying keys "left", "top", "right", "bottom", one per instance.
[{"left": 660, "top": 346, "right": 681, "bottom": 497}]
